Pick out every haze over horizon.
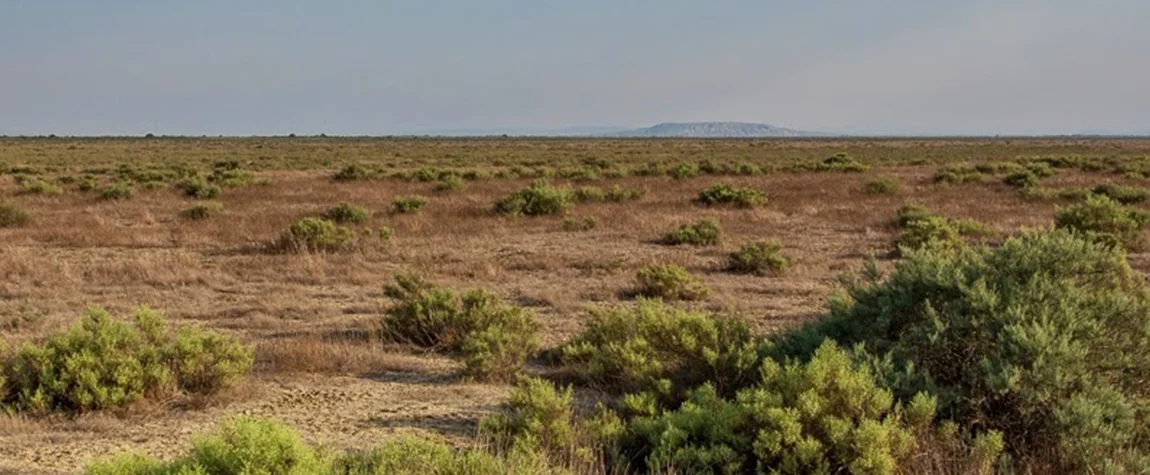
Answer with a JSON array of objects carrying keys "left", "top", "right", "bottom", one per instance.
[{"left": 3, "top": 1, "right": 1149, "bottom": 136}]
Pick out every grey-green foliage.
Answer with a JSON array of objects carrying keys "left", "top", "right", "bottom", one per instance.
[
  {"left": 2, "top": 307, "right": 252, "bottom": 413},
  {"left": 625, "top": 341, "right": 936, "bottom": 475},
  {"left": 662, "top": 219, "right": 722, "bottom": 246},
  {"left": 381, "top": 274, "right": 539, "bottom": 381},
  {"left": 494, "top": 180, "right": 574, "bottom": 216},
  {"left": 559, "top": 298, "right": 759, "bottom": 396},
  {"left": 772, "top": 229, "right": 1150, "bottom": 471},
  {"left": 1055, "top": 194, "right": 1150, "bottom": 251},
  {"left": 634, "top": 264, "right": 709, "bottom": 301}
]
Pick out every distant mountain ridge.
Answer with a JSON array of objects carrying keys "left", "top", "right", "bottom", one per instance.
[{"left": 607, "top": 122, "right": 819, "bottom": 137}]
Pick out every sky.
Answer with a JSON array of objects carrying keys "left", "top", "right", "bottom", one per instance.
[{"left": 2, "top": 1, "right": 1149, "bottom": 136}]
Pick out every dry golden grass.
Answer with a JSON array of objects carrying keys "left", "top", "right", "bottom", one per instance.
[{"left": 3, "top": 137, "right": 1150, "bottom": 473}]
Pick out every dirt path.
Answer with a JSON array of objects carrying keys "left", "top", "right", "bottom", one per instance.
[{"left": 0, "top": 370, "right": 509, "bottom": 474}]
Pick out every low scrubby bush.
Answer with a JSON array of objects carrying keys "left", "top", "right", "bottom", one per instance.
[
  {"left": 381, "top": 274, "right": 539, "bottom": 381},
  {"left": 494, "top": 180, "right": 574, "bottom": 216},
  {"left": 91, "top": 416, "right": 562, "bottom": 475},
  {"left": 323, "top": 202, "right": 370, "bottom": 224},
  {"left": 864, "top": 176, "right": 901, "bottom": 194},
  {"left": 572, "top": 186, "right": 606, "bottom": 203},
  {"left": 815, "top": 153, "right": 870, "bottom": 172},
  {"left": 634, "top": 264, "right": 709, "bottom": 301},
  {"left": 727, "top": 241, "right": 788, "bottom": 275},
  {"left": 179, "top": 201, "right": 224, "bottom": 220},
  {"left": 480, "top": 377, "right": 598, "bottom": 466},
  {"left": 773, "top": 229, "right": 1150, "bottom": 471},
  {"left": 695, "top": 183, "right": 767, "bottom": 208},
  {"left": 1055, "top": 194, "right": 1150, "bottom": 251},
  {"left": 893, "top": 205, "right": 985, "bottom": 254},
  {"left": 661, "top": 219, "right": 722, "bottom": 246},
  {"left": 273, "top": 217, "right": 355, "bottom": 252},
  {"left": 605, "top": 185, "right": 646, "bottom": 202},
  {"left": 933, "top": 167, "right": 985, "bottom": 184},
  {"left": 333, "top": 163, "right": 372, "bottom": 181},
  {"left": 0, "top": 202, "right": 30, "bottom": 227},
  {"left": 559, "top": 298, "right": 758, "bottom": 396},
  {"left": 392, "top": 196, "right": 428, "bottom": 214},
  {"left": 16, "top": 177, "right": 64, "bottom": 195},
  {"left": 1, "top": 307, "right": 251, "bottom": 413},
  {"left": 179, "top": 178, "right": 221, "bottom": 199},
  {"left": 434, "top": 174, "right": 465, "bottom": 192},
  {"left": 1091, "top": 182, "right": 1150, "bottom": 204},
  {"left": 894, "top": 215, "right": 963, "bottom": 254},
  {"left": 99, "top": 182, "right": 135, "bottom": 200},
  {"left": 561, "top": 214, "right": 598, "bottom": 231},
  {"left": 1004, "top": 170, "right": 1039, "bottom": 188}
]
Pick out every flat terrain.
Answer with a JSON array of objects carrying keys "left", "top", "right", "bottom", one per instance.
[{"left": 2, "top": 137, "right": 1150, "bottom": 473}]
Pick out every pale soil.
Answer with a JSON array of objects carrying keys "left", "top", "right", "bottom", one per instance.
[{"left": 0, "top": 167, "right": 1136, "bottom": 473}]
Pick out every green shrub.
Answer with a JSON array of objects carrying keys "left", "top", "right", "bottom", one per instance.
[
  {"left": 381, "top": 274, "right": 539, "bottom": 381},
  {"left": 661, "top": 219, "right": 722, "bottom": 246},
  {"left": 179, "top": 178, "right": 221, "bottom": 199},
  {"left": 179, "top": 201, "right": 224, "bottom": 220},
  {"left": 625, "top": 341, "right": 930, "bottom": 475},
  {"left": 894, "top": 215, "right": 963, "bottom": 254},
  {"left": 434, "top": 174, "right": 465, "bottom": 192},
  {"left": 932, "top": 167, "right": 985, "bottom": 184},
  {"left": 0, "top": 203, "right": 30, "bottom": 228},
  {"left": 99, "top": 182, "right": 136, "bottom": 200},
  {"left": 206, "top": 160, "right": 252, "bottom": 187},
  {"left": 1, "top": 307, "right": 251, "bottom": 413},
  {"left": 18, "top": 177, "right": 64, "bottom": 195},
  {"left": 695, "top": 183, "right": 767, "bottom": 208},
  {"left": 323, "top": 202, "right": 370, "bottom": 224},
  {"left": 1055, "top": 194, "right": 1150, "bottom": 251},
  {"left": 727, "top": 241, "right": 788, "bottom": 275},
  {"left": 494, "top": 180, "right": 574, "bottom": 216},
  {"left": 634, "top": 264, "right": 709, "bottom": 301},
  {"left": 975, "top": 161, "right": 1023, "bottom": 174},
  {"left": 334, "top": 163, "right": 372, "bottom": 181},
  {"left": 671, "top": 163, "right": 700, "bottom": 179},
  {"left": 273, "top": 217, "right": 354, "bottom": 252},
  {"left": 816, "top": 153, "right": 870, "bottom": 172},
  {"left": 773, "top": 229, "right": 1150, "bottom": 471},
  {"left": 864, "top": 176, "right": 902, "bottom": 194},
  {"left": 559, "top": 298, "right": 759, "bottom": 395},
  {"left": 572, "top": 186, "right": 606, "bottom": 203},
  {"left": 1004, "top": 170, "right": 1040, "bottom": 188},
  {"left": 1025, "top": 162, "right": 1057, "bottom": 178},
  {"left": 87, "top": 417, "right": 328, "bottom": 475},
  {"left": 561, "top": 214, "right": 598, "bottom": 232},
  {"left": 604, "top": 185, "right": 646, "bottom": 202},
  {"left": 1091, "top": 182, "right": 1150, "bottom": 204},
  {"left": 335, "top": 436, "right": 538, "bottom": 475},
  {"left": 392, "top": 196, "right": 428, "bottom": 214},
  {"left": 480, "top": 377, "right": 589, "bottom": 464},
  {"left": 413, "top": 167, "right": 441, "bottom": 182},
  {"left": 895, "top": 204, "right": 933, "bottom": 228}
]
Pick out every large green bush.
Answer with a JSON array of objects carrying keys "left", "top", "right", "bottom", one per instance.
[
  {"left": 494, "top": 180, "right": 574, "bottom": 216},
  {"left": 1055, "top": 194, "right": 1150, "bottom": 251},
  {"left": 559, "top": 298, "right": 759, "bottom": 396},
  {"left": 1, "top": 307, "right": 251, "bottom": 413},
  {"left": 623, "top": 341, "right": 934, "bottom": 475},
  {"left": 273, "top": 217, "right": 355, "bottom": 252},
  {"left": 773, "top": 229, "right": 1150, "bottom": 471},
  {"left": 634, "top": 264, "right": 709, "bottom": 301},
  {"left": 381, "top": 274, "right": 539, "bottom": 381},
  {"left": 661, "top": 219, "right": 722, "bottom": 246},
  {"left": 727, "top": 241, "right": 788, "bottom": 275}
]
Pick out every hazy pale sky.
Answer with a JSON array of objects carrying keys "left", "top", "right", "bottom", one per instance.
[{"left": 2, "top": 1, "right": 1148, "bottom": 135}]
